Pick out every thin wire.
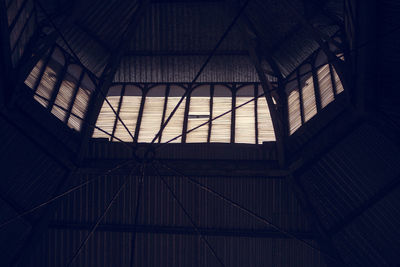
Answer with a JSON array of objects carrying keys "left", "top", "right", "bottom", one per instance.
[
  {"left": 150, "top": 0, "right": 251, "bottom": 144},
  {"left": 129, "top": 163, "right": 145, "bottom": 267},
  {"left": 152, "top": 163, "right": 226, "bottom": 267},
  {"left": 153, "top": 23, "right": 400, "bottom": 150},
  {"left": 156, "top": 160, "right": 347, "bottom": 266},
  {"left": 31, "top": 92, "right": 136, "bottom": 151},
  {"left": 155, "top": 92, "right": 268, "bottom": 151},
  {"left": 0, "top": 159, "right": 135, "bottom": 229},
  {"left": 34, "top": 0, "right": 138, "bottom": 144},
  {"left": 66, "top": 163, "right": 139, "bottom": 267}
]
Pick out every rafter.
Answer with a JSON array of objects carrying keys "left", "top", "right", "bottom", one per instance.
[
  {"left": 49, "top": 222, "right": 315, "bottom": 239},
  {"left": 80, "top": 1, "right": 150, "bottom": 153}
]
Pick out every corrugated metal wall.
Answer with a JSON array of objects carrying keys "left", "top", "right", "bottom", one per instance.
[
  {"left": 19, "top": 141, "right": 329, "bottom": 267},
  {"left": 0, "top": 115, "right": 68, "bottom": 265},
  {"left": 297, "top": 122, "right": 400, "bottom": 267}
]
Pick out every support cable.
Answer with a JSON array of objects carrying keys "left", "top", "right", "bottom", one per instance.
[
  {"left": 156, "top": 160, "right": 346, "bottom": 265},
  {"left": 149, "top": 0, "right": 251, "bottom": 145},
  {"left": 154, "top": 19, "right": 400, "bottom": 149},
  {"left": 34, "top": 0, "right": 138, "bottom": 143},
  {"left": 155, "top": 91, "right": 269, "bottom": 150},
  {"left": 0, "top": 159, "right": 135, "bottom": 229},
  {"left": 152, "top": 163, "right": 226, "bottom": 267},
  {"left": 66, "top": 164, "right": 139, "bottom": 267},
  {"left": 129, "top": 163, "right": 145, "bottom": 267},
  {"left": 31, "top": 92, "right": 135, "bottom": 150}
]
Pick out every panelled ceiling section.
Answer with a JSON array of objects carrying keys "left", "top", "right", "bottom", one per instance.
[
  {"left": 27, "top": 0, "right": 345, "bottom": 144},
  {"left": 54, "top": 0, "right": 343, "bottom": 81},
  {"left": 241, "top": 0, "right": 342, "bottom": 77}
]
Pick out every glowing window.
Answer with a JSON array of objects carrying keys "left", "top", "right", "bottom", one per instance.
[
  {"left": 113, "top": 85, "right": 142, "bottom": 142},
  {"left": 256, "top": 86, "right": 275, "bottom": 143},
  {"left": 161, "top": 86, "right": 186, "bottom": 143},
  {"left": 235, "top": 85, "right": 255, "bottom": 144},
  {"left": 138, "top": 86, "right": 165, "bottom": 143},
  {"left": 186, "top": 85, "right": 210, "bottom": 143},
  {"left": 210, "top": 85, "right": 231, "bottom": 143},
  {"left": 93, "top": 86, "right": 122, "bottom": 140}
]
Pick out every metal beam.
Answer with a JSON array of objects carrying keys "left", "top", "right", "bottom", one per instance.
[
  {"left": 124, "top": 50, "right": 249, "bottom": 57},
  {"left": 80, "top": 158, "right": 288, "bottom": 178},
  {"left": 48, "top": 222, "right": 314, "bottom": 239},
  {"left": 280, "top": 0, "right": 349, "bottom": 101},
  {"left": 0, "top": 0, "right": 14, "bottom": 107},
  {"left": 80, "top": 1, "right": 149, "bottom": 153}
]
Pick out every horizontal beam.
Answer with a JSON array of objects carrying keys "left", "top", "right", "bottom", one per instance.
[
  {"left": 124, "top": 50, "right": 249, "bottom": 57},
  {"left": 49, "top": 222, "right": 314, "bottom": 239},
  {"left": 79, "top": 159, "right": 289, "bottom": 178}
]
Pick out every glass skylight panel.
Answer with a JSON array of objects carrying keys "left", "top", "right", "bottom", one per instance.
[
  {"left": 161, "top": 86, "right": 186, "bottom": 143},
  {"left": 332, "top": 67, "right": 344, "bottom": 94},
  {"left": 300, "top": 65, "right": 317, "bottom": 122},
  {"left": 24, "top": 59, "right": 44, "bottom": 89},
  {"left": 93, "top": 86, "right": 122, "bottom": 140},
  {"left": 138, "top": 86, "right": 165, "bottom": 142},
  {"left": 114, "top": 85, "right": 142, "bottom": 142},
  {"left": 210, "top": 85, "right": 231, "bottom": 143},
  {"left": 52, "top": 65, "right": 82, "bottom": 122},
  {"left": 287, "top": 74, "right": 302, "bottom": 134},
  {"left": 318, "top": 64, "right": 335, "bottom": 108},
  {"left": 34, "top": 48, "right": 65, "bottom": 108},
  {"left": 257, "top": 87, "right": 275, "bottom": 143},
  {"left": 68, "top": 73, "right": 93, "bottom": 131},
  {"left": 186, "top": 85, "right": 210, "bottom": 143},
  {"left": 235, "top": 85, "right": 255, "bottom": 144}
]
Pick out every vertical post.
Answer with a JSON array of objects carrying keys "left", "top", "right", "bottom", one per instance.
[
  {"left": 312, "top": 58, "right": 322, "bottom": 112},
  {"left": 32, "top": 46, "right": 55, "bottom": 93},
  {"left": 230, "top": 85, "right": 236, "bottom": 144},
  {"left": 111, "top": 85, "right": 125, "bottom": 141},
  {"left": 64, "top": 69, "right": 85, "bottom": 123},
  {"left": 254, "top": 84, "right": 258, "bottom": 144},
  {"left": 159, "top": 84, "right": 170, "bottom": 143},
  {"left": 296, "top": 69, "right": 305, "bottom": 125},
  {"left": 47, "top": 60, "right": 68, "bottom": 111},
  {"left": 181, "top": 85, "right": 191, "bottom": 143},
  {"left": 329, "top": 64, "right": 338, "bottom": 98},
  {"left": 207, "top": 84, "right": 214, "bottom": 143},
  {"left": 134, "top": 85, "right": 147, "bottom": 143},
  {"left": 247, "top": 42, "right": 285, "bottom": 166}
]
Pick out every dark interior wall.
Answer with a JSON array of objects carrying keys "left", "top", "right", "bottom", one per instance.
[{"left": 0, "top": 114, "right": 69, "bottom": 266}]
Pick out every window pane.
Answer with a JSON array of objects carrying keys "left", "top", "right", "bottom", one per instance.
[
  {"left": 93, "top": 86, "right": 122, "bottom": 139},
  {"left": 210, "top": 85, "right": 231, "bottom": 143},
  {"left": 138, "top": 86, "right": 165, "bottom": 143},
  {"left": 286, "top": 75, "right": 301, "bottom": 134},
  {"left": 187, "top": 85, "right": 210, "bottom": 143},
  {"left": 52, "top": 65, "right": 82, "bottom": 122},
  {"left": 332, "top": 67, "right": 344, "bottom": 94},
  {"left": 161, "top": 86, "right": 186, "bottom": 143},
  {"left": 25, "top": 59, "right": 44, "bottom": 89},
  {"left": 317, "top": 64, "right": 334, "bottom": 108},
  {"left": 235, "top": 85, "right": 255, "bottom": 144},
  {"left": 34, "top": 48, "right": 65, "bottom": 108},
  {"left": 299, "top": 65, "right": 317, "bottom": 122},
  {"left": 114, "top": 85, "right": 142, "bottom": 142},
  {"left": 257, "top": 87, "right": 275, "bottom": 143},
  {"left": 68, "top": 73, "right": 94, "bottom": 131}
]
